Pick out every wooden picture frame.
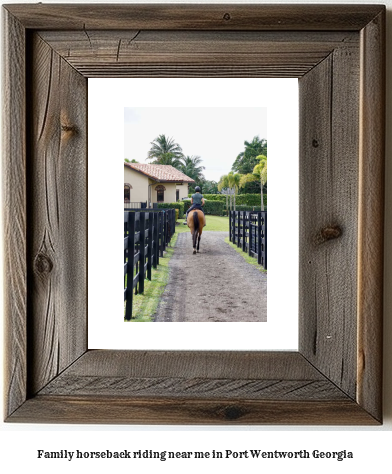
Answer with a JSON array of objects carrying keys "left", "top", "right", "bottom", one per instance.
[{"left": 3, "top": 4, "right": 385, "bottom": 424}]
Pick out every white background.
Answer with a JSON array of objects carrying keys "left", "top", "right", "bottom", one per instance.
[
  {"left": 88, "top": 78, "right": 299, "bottom": 351},
  {"left": 1, "top": 1, "right": 391, "bottom": 473}
]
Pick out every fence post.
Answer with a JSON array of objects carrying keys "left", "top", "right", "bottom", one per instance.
[
  {"left": 232, "top": 211, "right": 236, "bottom": 245},
  {"left": 229, "top": 211, "right": 232, "bottom": 242},
  {"left": 257, "top": 212, "right": 262, "bottom": 265},
  {"left": 159, "top": 211, "right": 164, "bottom": 257},
  {"left": 263, "top": 212, "right": 267, "bottom": 270},
  {"left": 236, "top": 211, "right": 240, "bottom": 248},
  {"left": 248, "top": 213, "right": 253, "bottom": 256},
  {"left": 237, "top": 211, "right": 241, "bottom": 247},
  {"left": 171, "top": 209, "right": 176, "bottom": 238},
  {"left": 125, "top": 212, "right": 135, "bottom": 321},
  {"left": 139, "top": 212, "right": 146, "bottom": 293},
  {"left": 233, "top": 211, "right": 236, "bottom": 243},
  {"left": 166, "top": 209, "right": 171, "bottom": 244},
  {"left": 164, "top": 210, "right": 168, "bottom": 249},
  {"left": 124, "top": 213, "right": 127, "bottom": 265},
  {"left": 153, "top": 211, "right": 159, "bottom": 268},
  {"left": 233, "top": 211, "right": 236, "bottom": 244},
  {"left": 242, "top": 211, "right": 246, "bottom": 252},
  {"left": 147, "top": 212, "right": 153, "bottom": 280}
]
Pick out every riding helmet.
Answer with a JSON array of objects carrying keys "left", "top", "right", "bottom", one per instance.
[{"left": 195, "top": 186, "right": 201, "bottom": 192}]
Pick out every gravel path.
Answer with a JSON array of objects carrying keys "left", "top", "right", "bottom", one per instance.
[{"left": 154, "top": 231, "right": 267, "bottom": 322}]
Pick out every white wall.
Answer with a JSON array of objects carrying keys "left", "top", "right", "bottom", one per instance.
[
  {"left": 176, "top": 183, "right": 190, "bottom": 201},
  {"left": 1, "top": 0, "right": 391, "bottom": 471},
  {"left": 151, "top": 182, "right": 177, "bottom": 204},
  {"left": 124, "top": 166, "right": 149, "bottom": 203}
]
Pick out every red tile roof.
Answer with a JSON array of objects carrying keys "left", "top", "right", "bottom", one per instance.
[{"left": 124, "top": 163, "right": 195, "bottom": 183}]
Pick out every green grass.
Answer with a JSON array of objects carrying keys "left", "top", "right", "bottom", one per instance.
[
  {"left": 125, "top": 232, "right": 179, "bottom": 322},
  {"left": 224, "top": 237, "right": 267, "bottom": 273},
  {"left": 125, "top": 215, "right": 230, "bottom": 322}
]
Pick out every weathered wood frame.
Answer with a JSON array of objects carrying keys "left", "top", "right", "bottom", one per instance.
[{"left": 3, "top": 4, "right": 385, "bottom": 424}]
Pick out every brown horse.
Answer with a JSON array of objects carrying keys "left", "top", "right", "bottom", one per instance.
[{"left": 186, "top": 209, "right": 205, "bottom": 254}]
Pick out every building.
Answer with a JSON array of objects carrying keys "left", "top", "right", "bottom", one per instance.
[{"left": 124, "top": 163, "right": 195, "bottom": 207}]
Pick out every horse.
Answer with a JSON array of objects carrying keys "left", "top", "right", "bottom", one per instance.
[{"left": 186, "top": 209, "right": 205, "bottom": 254}]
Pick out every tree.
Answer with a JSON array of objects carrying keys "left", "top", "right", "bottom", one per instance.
[
  {"left": 218, "top": 175, "right": 231, "bottom": 212},
  {"left": 179, "top": 155, "right": 205, "bottom": 185},
  {"left": 253, "top": 155, "right": 267, "bottom": 210},
  {"left": 239, "top": 172, "right": 258, "bottom": 190},
  {"left": 151, "top": 152, "right": 183, "bottom": 167},
  {"left": 239, "top": 154, "right": 267, "bottom": 210},
  {"left": 124, "top": 158, "right": 138, "bottom": 163},
  {"left": 231, "top": 136, "right": 267, "bottom": 175},
  {"left": 199, "top": 179, "right": 218, "bottom": 194},
  {"left": 147, "top": 134, "right": 184, "bottom": 165},
  {"left": 218, "top": 172, "right": 241, "bottom": 211},
  {"left": 227, "top": 171, "right": 242, "bottom": 211}
]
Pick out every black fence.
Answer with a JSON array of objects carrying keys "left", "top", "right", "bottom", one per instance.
[
  {"left": 229, "top": 210, "right": 267, "bottom": 269},
  {"left": 124, "top": 209, "right": 176, "bottom": 320}
]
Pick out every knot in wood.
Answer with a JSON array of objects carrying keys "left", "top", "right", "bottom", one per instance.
[
  {"left": 315, "top": 225, "right": 342, "bottom": 244},
  {"left": 312, "top": 139, "right": 319, "bottom": 148},
  {"left": 34, "top": 252, "right": 53, "bottom": 274},
  {"left": 223, "top": 13, "right": 231, "bottom": 21},
  {"left": 223, "top": 405, "right": 244, "bottom": 420},
  {"left": 61, "top": 124, "right": 77, "bottom": 134}
]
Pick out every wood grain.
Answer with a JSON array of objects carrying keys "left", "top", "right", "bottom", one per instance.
[
  {"left": 298, "top": 39, "right": 360, "bottom": 399},
  {"left": 37, "top": 351, "right": 346, "bottom": 400},
  {"left": 357, "top": 9, "right": 385, "bottom": 422},
  {"left": 27, "top": 33, "right": 87, "bottom": 395},
  {"left": 46, "top": 350, "right": 330, "bottom": 379},
  {"left": 9, "top": 396, "right": 379, "bottom": 425},
  {"left": 39, "top": 30, "right": 358, "bottom": 78},
  {"left": 2, "top": 9, "right": 27, "bottom": 419},
  {"left": 4, "top": 4, "right": 383, "bottom": 31},
  {"left": 2, "top": 3, "right": 385, "bottom": 425}
]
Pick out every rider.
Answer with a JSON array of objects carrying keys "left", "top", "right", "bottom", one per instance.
[{"left": 184, "top": 186, "right": 206, "bottom": 226}]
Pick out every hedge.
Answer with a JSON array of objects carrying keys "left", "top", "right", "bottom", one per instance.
[
  {"left": 157, "top": 202, "right": 184, "bottom": 218},
  {"left": 188, "top": 193, "right": 267, "bottom": 208},
  {"left": 204, "top": 201, "right": 225, "bottom": 215},
  {"left": 182, "top": 199, "right": 225, "bottom": 216}
]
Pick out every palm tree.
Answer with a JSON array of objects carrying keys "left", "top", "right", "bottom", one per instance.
[
  {"left": 227, "top": 171, "right": 241, "bottom": 211},
  {"left": 179, "top": 155, "right": 205, "bottom": 186},
  {"left": 218, "top": 172, "right": 241, "bottom": 211},
  {"left": 253, "top": 155, "right": 267, "bottom": 211},
  {"left": 218, "top": 174, "right": 231, "bottom": 213},
  {"left": 239, "top": 155, "right": 267, "bottom": 210},
  {"left": 239, "top": 172, "right": 257, "bottom": 190},
  {"left": 147, "top": 134, "right": 183, "bottom": 165},
  {"left": 152, "top": 152, "right": 182, "bottom": 167},
  {"left": 231, "top": 136, "right": 267, "bottom": 174}
]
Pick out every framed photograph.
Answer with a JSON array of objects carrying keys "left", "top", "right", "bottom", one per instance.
[
  {"left": 88, "top": 78, "right": 298, "bottom": 349},
  {"left": 3, "top": 4, "right": 384, "bottom": 424}
]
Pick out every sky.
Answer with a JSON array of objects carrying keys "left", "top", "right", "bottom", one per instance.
[{"left": 124, "top": 107, "right": 267, "bottom": 183}]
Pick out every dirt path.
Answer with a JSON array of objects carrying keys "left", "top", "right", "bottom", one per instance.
[{"left": 154, "top": 231, "right": 267, "bottom": 322}]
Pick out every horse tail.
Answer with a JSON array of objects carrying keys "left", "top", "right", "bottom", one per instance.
[
  {"left": 193, "top": 211, "right": 199, "bottom": 232},
  {"left": 193, "top": 211, "right": 199, "bottom": 248}
]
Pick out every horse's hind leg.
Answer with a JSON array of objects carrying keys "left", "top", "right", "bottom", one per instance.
[
  {"left": 192, "top": 231, "right": 197, "bottom": 254},
  {"left": 197, "top": 234, "right": 201, "bottom": 253}
]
